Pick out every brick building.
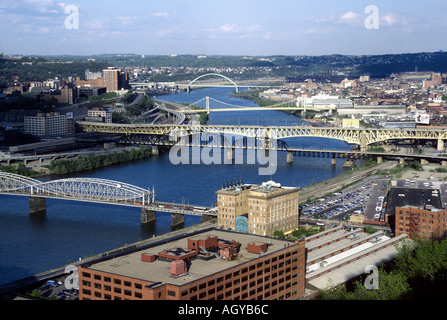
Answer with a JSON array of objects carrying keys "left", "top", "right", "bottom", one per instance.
[
  {"left": 395, "top": 205, "right": 447, "bottom": 239},
  {"left": 78, "top": 229, "right": 306, "bottom": 300}
]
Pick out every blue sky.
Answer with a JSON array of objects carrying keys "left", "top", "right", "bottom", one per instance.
[{"left": 1, "top": 0, "right": 446, "bottom": 56}]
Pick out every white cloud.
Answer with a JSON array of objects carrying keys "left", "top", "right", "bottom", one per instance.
[
  {"left": 151, "top": 11, "right": 178, "bottom": 18},
  {"left": 338, "top": 11, "right": 362, "bottom": 24},
  {"left": 219, "top": 24, "right": 241, "bottom": 33},
  {"left": 218, "top": 24, "right": 262, "bottom": 35},
  {"left": 381, "top": 14, "right": 398, "bottom": 26}
]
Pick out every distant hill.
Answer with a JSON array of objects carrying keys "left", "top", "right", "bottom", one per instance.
[{"left": 2, "top": 51, "right": 447, "bottom": 85}]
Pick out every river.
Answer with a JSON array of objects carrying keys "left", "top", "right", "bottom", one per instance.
[{"left": 0, "top": 87, "right": 355, "bottom": 286}]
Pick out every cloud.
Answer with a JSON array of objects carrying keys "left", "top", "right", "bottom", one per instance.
[
  {"left": 151, "top": 11, "right": 177, "bottom": 18},
  {"left": 381, "top": 14, "right": 398, "bottom": 26},
  {"left": 218, "top": 24, "right": 262, "bottom": 35},
  {"left": 338, "top": 11, "right": 362, "bottom": 24}
]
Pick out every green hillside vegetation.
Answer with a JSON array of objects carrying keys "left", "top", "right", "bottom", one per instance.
[{"left": 319, "top": 237, "right": 447, "bottom": 300}]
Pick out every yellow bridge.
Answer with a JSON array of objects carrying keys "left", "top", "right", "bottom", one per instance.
[{"left": 78, "top": 122, "right": 447, "bottom": 151}]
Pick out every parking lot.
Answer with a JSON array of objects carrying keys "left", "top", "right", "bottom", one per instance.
[
  {"left": 26, "top": 277, "right": 79, "bottom": 300},
  {"left": 300, "top": 178, "right": 382, "bottom": 223}
]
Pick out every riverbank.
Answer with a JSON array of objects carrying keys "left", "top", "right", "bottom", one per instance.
[
  {"left": 299, "top": 160, "right": 397, "bottom": 204},
  {"left": 0, "top": 145, "right": 164, "bottom": 178}
]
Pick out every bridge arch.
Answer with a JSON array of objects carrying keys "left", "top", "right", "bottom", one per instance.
[
  {"left": 31, "top": 178, "right": 153, "bottom": 204},
  {"left": 0, "top": 172, "right": 41, "bottom": 192},
  {"left": 188, "top": 73, "right": 238, "bottom": 91}
]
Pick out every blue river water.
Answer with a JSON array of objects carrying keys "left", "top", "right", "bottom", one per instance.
[{"left": 0, "top": 87, "right": 355, "bottom": 286}]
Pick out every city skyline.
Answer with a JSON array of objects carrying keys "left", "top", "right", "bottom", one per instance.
[{"left": 1, "top": 0, "right": 446, "bottom": 57}]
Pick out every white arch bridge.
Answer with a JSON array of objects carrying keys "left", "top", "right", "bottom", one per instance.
[{"left": 0, "top": 172, "right": 216, "bottom": 227}]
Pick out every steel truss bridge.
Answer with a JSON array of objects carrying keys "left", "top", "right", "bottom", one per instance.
[
  {"left": 78, "top": 121, "right": 447, "bottom": 151},
  {"left": 0, "top": 172, "right": 216, "bottom": 224}
]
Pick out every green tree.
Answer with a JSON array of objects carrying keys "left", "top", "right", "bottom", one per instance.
[
  {"left": 273, "top": 230, "right": 285, "bottom": 239},
  {"left": 320, "top": 268, "right": 411, "bottom": 300},
  {"left": 394, "top": 239, "right": 447, "bottom": 280},
  {"left": 30, "top": 289, "right": 41, "bottom": 298},
  {"left": 364, "top": 226, "right": 375, "bottom": 234}
]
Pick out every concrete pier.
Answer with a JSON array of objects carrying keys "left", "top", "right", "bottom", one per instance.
[
  {"left": 29, "top": 197, "right": 46, "bottom": 214},
  {"left": 286, "top": 151, "right": 294, "bottom": 163},
  {"left": 200, "top": 215, "right": 216, "bottom": 224},
  {"left": 438, "top": 139, "right": 444, "bottom": 152},
  {"left": 141, "top": 207, "right": 156, "bottom": 224},
  {"left": 225, "top": 148, "right": 234, "bottom": 164},
  {"left": 171, "top": 212, "right": 185, "bottom": 228}
]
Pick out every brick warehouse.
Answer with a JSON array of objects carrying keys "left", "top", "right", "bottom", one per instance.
[{"left": 78, "top": 229, "right": 306, "bottom": 300}]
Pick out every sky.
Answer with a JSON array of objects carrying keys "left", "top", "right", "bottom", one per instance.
[{"left": 1, "top": 0, "right": 446, "bottom": 56}]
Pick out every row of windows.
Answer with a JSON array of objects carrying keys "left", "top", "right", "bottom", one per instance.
[
  {"left": 398, "top": 211, "right": 444, "bottom": 219},
  {"left": 188, "top": 279, "right": 299, "bottom": 300},
  {"left": 399, "top": 216, "right": 442, "bottom": 224},
  {"left": 399, "top": 221, "right": 438, "bottom": 227},
  {"left": 81, "top": 272, "right": 144, "bottom": 289},
  {"left": 182, "top": 251, "right": 299, "bottom": 296},
  {"left": 81, "top": 286, "right": 143, "bottom": 300}
]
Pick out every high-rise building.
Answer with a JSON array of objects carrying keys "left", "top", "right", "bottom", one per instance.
[
  {"left": 103, "top": 67, "right": 121, "bottom": 92},
  {"left": 102, "top": 67, "right": 130, "bottom": 92},
  {"left": 216, "top": 181, "right": 299, "bottom": 237},
  {"left": 59, "top": 83, "right": 77, "bottom": 105}
]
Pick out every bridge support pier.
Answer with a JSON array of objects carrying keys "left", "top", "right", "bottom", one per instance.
[
  {"left": 421, "top": 159, "right": 429, "bottom": 165},
  {"left": 399, "top": 158, "right": 405, "bottom": 165},
  {"left": 286, "top": 151, "right": 294, "bottom": 163},
  {"left": 201, "top": 214, "right": 216, "bottom": 224},
  {"left": 171, "top": 213, "right": 184, "bottom": 228},
  {"left": 438, "top": 139, "right": 445, "bottom": 152},
  {"left": 225, "top": 148, "right": 234, "bottom": 163},
  {"left": 442, "top": 161, "right": 447, "bottom": 167},
  {"left": 141, "top": 207, "right": 156, "bottom": 224},
  {"left": 187, "top": 86, "right": 190, "bottom": 94},
  {"left": 377, "top": 156, "right": 383, "bottom": 164},
  {"left": 331, "top": 158, "right": 336, "bottom": 166},
  {"left": 151, "top": 146, "right": 159, "bottom": 156},
  {"left": 29, "top": 196, "right": 46, "bottom": 214}
]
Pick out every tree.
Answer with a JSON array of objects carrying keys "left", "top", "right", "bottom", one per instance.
[
  {"left": 394, "top": 238, "right": 447, "bottom": 280},
  {"left": 273, "top": 230, "right": 285, "bottom": 239},
  {"left": 30, "top": 289, "right": 41, "bottom": 298},
  {"left": 364, "top": 226, "right": 375, "bottom": 234},
  {"left": 320, "top": 268, "right": 411, "bottom": 300}
]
